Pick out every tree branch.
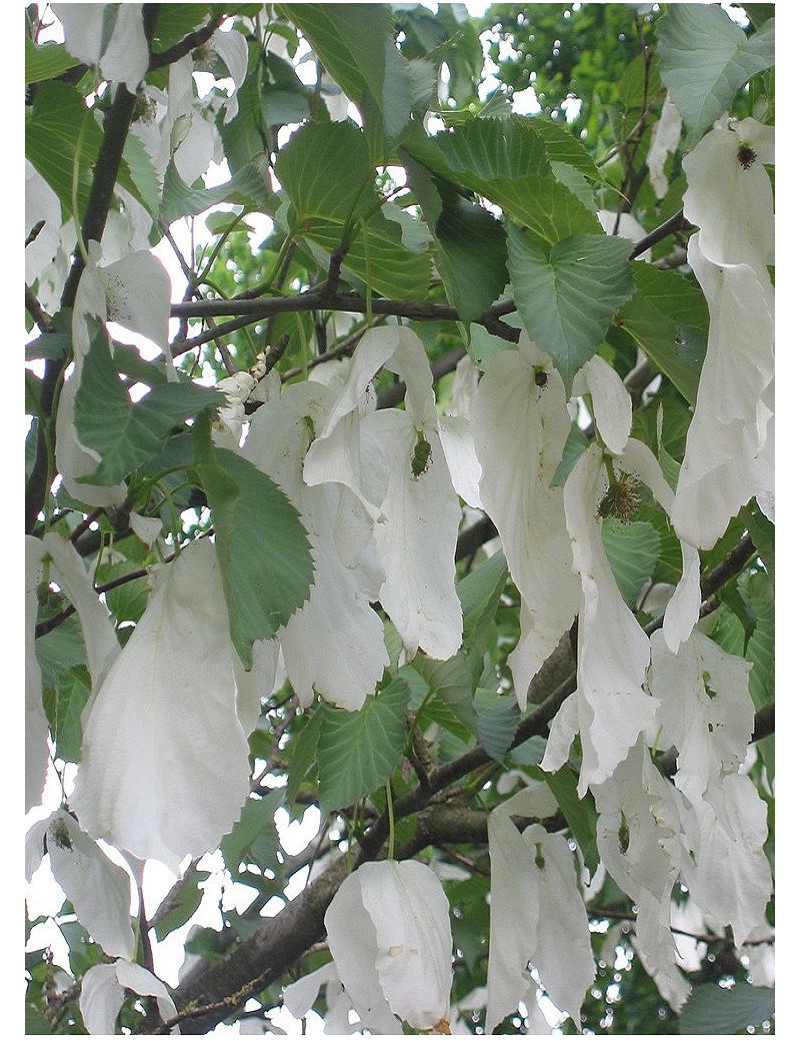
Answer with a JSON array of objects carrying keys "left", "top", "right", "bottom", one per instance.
[{"left": 25, "top": 12, "right": 158, "bottom": 535}]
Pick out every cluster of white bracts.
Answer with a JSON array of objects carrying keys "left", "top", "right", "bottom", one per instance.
[{"left": 25, "top": 111, "right": 774, "bottom": 1033}]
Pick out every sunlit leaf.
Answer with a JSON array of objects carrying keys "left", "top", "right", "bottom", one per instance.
[
  {"left": 317, "top": 678, "right": 409, "bottom": 814},
  {"left": 507, "top": 227, "right": 635, "bottom": 392}
]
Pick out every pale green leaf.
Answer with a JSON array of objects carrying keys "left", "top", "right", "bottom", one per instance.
[
  {"left": 276, "top": 121, "right": 376, "bottom": 226},
  {"left": 406, "top": 157, "right": 508, "bottom": 321},
  {"left": 619, "top": 264, "right": 708, "bottom": 405},
  {"left": 601, "top": 518, "right": 662, "bottom": 611},
  {"left": 317, "top": 679, "right": 409, "bottom": 814},
  {"left": 25, "top": 36, "right": 80, "bottom": 84},
  {"left": 474, "top": 689, "right": 520, "bottom": 761},
  {"left": 302, "top": 214, "right": 431, "bottom": 299},
  {"left": 280, "top": 4, "right": 412, "bottom": 142},
  {"left": 679, "top": 983, "right": 774, "bottom": 1035},
  {"left": 433, "top": 117, "right": 599, "bottom": 243},
  {"left": 74, "top": 325, "right": 223, "bottom": 485},
  {"left": 541, "top": 763, "right": 600, "bottom": 874},
  {"left": 194, "top": 422, "right": 314, "bottom": 670},
  {"left": 507, "top": 228, "right": 635, "bottom": 392},
  {"left": 26, "top": 81, "right": 152, "bottom": 222},
  {"left": 160, "top": 157, "right": 273, "bottom": 223},
  {"left": 658, "top": 6, "right": 774, "bottom": 142},
  {"left": 221, "top": 789, "right": 284, "bottom": 872}
]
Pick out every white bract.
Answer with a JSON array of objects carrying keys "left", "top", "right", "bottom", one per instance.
[
  {"left": 55, "top": 242, "right": 174, "bottom": 508},
  {"left": 542, "top": 443, "right": 657, "bottom": 793},
  {"left": 593, "top": 740, "right": 691, "bottom": 1010},
  {"left": 325, "top": 859, "right": 454, "bottom": 1032},
  {"left": 646, "top": 94, "right": 682, "bottom": 199},
  {"left": 304, "top": 325, "right": 464, "bottom": 660},
  {"left": 53, "top": 4, "right": 149, "bottom": 92},
  {"left": 679, "top": 774, "right": 773, "bottom": 948},
  {"left": 244, "top": 379, "right": 389, "bottom": 710},
  {"left": 27, "top": 809, "right": 135, "bottom": 962},
  {"left": 485, "top": 785, "right": 594, "bottom": 1033},
  {"left": 672, "top": 118, "right": 775, "bottom": 547},
  {"left": 70, "top": 539, "right": 254, "bottom": 872},
  {"left": 471, "top": 335, "right": 579, "bottom": 707},
  {"left": 649, "top": 628, "right": 754, "bottom": 801},
  {"left": 79, "top": 960, "right": 178, "bottom": 1035}
]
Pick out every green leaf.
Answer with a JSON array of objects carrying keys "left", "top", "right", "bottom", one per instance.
[
  {"left": 657, "top": 6, "right": 775, "bottom": 143},
  {"left": 618, "top": 264, "right": 708, "bottom": 405},
  {"left": 280, "top": 4, "right": 412, "bottom": 143},
  {"left": 25, "top": 331, "right": 71, "bottom": 362},
  {"left": 74, "top": 324, "right": 223, "bottom": 485},
  {"left": 416, "top": 696, "right": 474, "bottom": 744},
  {"left": 25, "top": 81, "right": 152, "bottom": 222},
  {"left": 405, "top": 157, "right": 508, "bottom": 322},
  {"left": 25, "top": 36, "right": 80, "bottom": 84},
  {"left": 302, "top": 213, "right": 431, "bottom": 300},
  {"left": 507, "top": 227, "right": 635, "bottom": 392},
  {"left": 277, "top": 121, "right": 376, "bottom": 226},
  {"left": 601, "top": 518, "right": 662, "bottom": 610},
  {"left": 193, "top": 420, "right": 314, "bottom": 670},
  {"left": 96, "top": 560, "right": 150, "bottom": 625},
  {"left": 221, "top": 789, "right": 284, "bottom": 872},
  {"left": 552, "top": 422, "right": 590, "bottom": 487},
  {"left": 25, "top": 1004, "right": 52, "bottom": 1035},
  {"left": 458, "top": 550, "right": 509, "bottom": 652},
  {"left": 678, "top": 983, "right": 774, "bottom": 1035},
  {"left": 153, "top": 871, "right": 210, "bottom": 941},
  {"left": 744, "top": 573, "right": 774, "bottom": 710},
  {"left": 317, "top": 678, "right": 410, "bottom": 814},
  {"left": 42, "top": 665, "right": 92, "bottom": 764},
  {"left": 160, "top": 157, "right": 273, "bottom": 224},
  {"left": 541, "top": 763, "right": 600, "bottom": 874},
  {"left": 431, "top": 117, "right": 600, "bottom": 243},
  {"left": 286, "top": 709, "right": 323, "bottom": 807},
  {"left": 464, "top": 323, "right": 514, "bottom": 370},
  {"left": 413, "top": 653, "right": 479, "bottom": 736},
  {"left": 474, "top": 688, "right": 520, "bottom": 761}
]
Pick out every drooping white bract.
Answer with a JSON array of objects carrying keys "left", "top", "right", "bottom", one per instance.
[
  {"left": 70, "top": 540, "right": 253, "bottom": 872},
  {"left": 283, "top": 961, "right": 364, "bottom": 1035},
  {"left": 27, "top": 809, "right": 135, "bottom": 961},
  {"left": 648, "top": 629, "right": 754, "bottom": 802},
  {"left": 362, "top": 408, "right": 463, "bottom": 660},
  {"left": 672, "top": 119, "right": 774, "bottom": 549},
  {"left": 42, "top": 532, "right": 121, "bottom": 696},
  {"left": 304, "top": 325, "right": 464, "bottom": 661},
  {"left": 542, "top": 444, "right": 657, "bottom": 794},
  {"left": 53, "top": 4, "right": 149, "bottom": 92},
  {"left": 683, "top": 118, "right": 775, "bottom": 271},
  {"left": 25, "top": 160, "right": 63, "bottom": 285},
  {"left": 678, "top": 773, "right": 773, "bottom": 948},
  {"left": 437, "top": 354, "right": 483, "bottom": 508},
  {"left": 572, "top": 353, "right": 632, "bottom": 456},
  {"left": 55, "top": 242, "right": 174, "bottom": 508},
  {"left": 325, "top": 859, "right": 454, "bottom": 1032},
  {"left": 646, "top": 94, "right": 682, "bottom": 200},
  {"left": 25, "top": 536, "right": 49, "bottom": 811},
  {"left": 593, "top": 740, "right": 691, "bottom": 1010},
  {"left": 208, "top": 27, "right": 249, "bottom": 124},
  {"left": 471, "top": 336, "right": 579, "bottom": 707},
  {"left": 79, "top": 960, "right": 178, "bottom": 1035},
  {"left": 671, "top": 238, "right": 774, "bottom": 548},
  {"left": 244, "top": 379, "right": 388, "bottom": 710},
  {"left": 485, "top": 784, "right": 594, "bottom": 1033}
]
